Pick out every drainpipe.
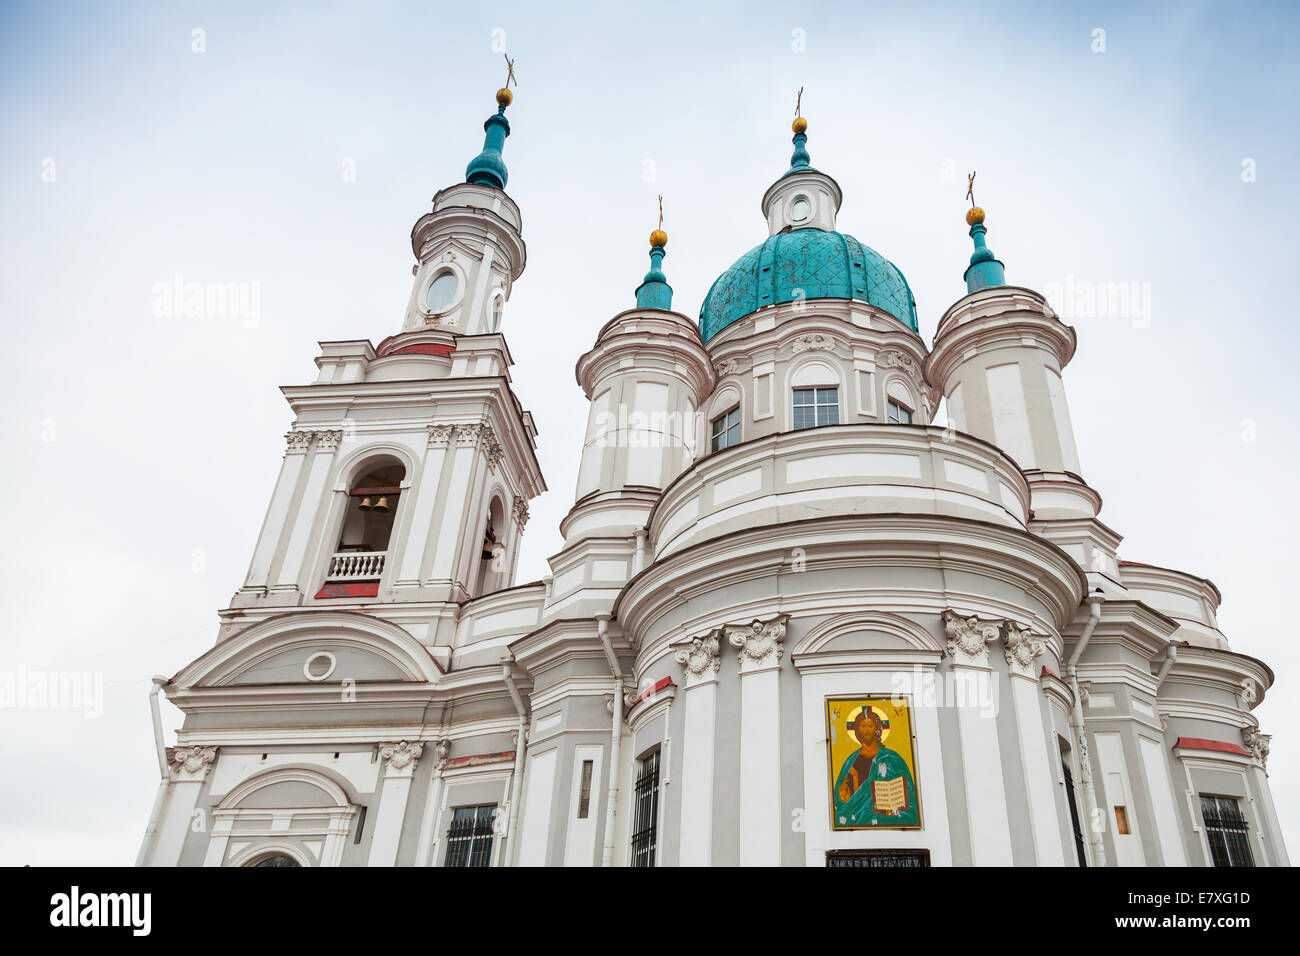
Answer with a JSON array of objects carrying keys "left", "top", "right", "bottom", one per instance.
[
  {"left": 1066, "top": 592, "right": 1106, "bottom": 867},
  {"left": 134, "top": 675, "right": 172, "bottom": 867},
  {"left": 502, "top": 660, "right": 528, "bottom": 865},
  {"left": 1153, "top": 643, "right": 1178, "bottom": 689},
  {"left": 597, "top": 615, "right": 623, "bottom": 867}
]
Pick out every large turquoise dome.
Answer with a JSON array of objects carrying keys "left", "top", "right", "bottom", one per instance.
[{"left": 699, "top": 229, "right": 918, "bottom": 342}]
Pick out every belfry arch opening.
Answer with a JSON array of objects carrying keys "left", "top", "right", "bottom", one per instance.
[
  {"left": 473, "top": 495, "right": 507, "bottom": 597},
  {"left": 325, "top": 457, "right": 406, "bottom": 587}
]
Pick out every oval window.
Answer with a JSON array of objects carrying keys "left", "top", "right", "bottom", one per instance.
[
  {"left": 791, "top": 197, "right": 811, "bottom": 222},
  {"left": 425, "top": 273, "right": 458, "bottom": 312}
]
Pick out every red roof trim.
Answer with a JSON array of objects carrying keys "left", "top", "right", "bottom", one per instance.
[
  {"left": 632, "top": 676, "right": 675, "bottom": 704},
  {"left": 1173, "top": 737, "right": 1250, "bottom": 757}
]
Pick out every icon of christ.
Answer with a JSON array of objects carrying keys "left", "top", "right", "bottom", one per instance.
[{"left": 833, "top": 706, "right": 919, "bottom": 827}]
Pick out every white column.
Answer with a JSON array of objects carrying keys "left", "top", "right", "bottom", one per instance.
[
  {"left": 244, "top": 433, "right": 310, "bottom": 588},
  {"left": 413, "top": 742, "right": 449, "bottom": 866},
  {"left": 149, "top": 746, "right": 217, "bottom": 867},
  {"left": 943, "top": 611, "right": 1014, "bottom": 865},
  {"left": 428, "top": 428, "right": 481, "bottom": 583},
  {"left": 1003, "top": 624, "right": 1065, "bottom": 865},
  {"left": 273, "top": 430, "right": 341, "bottom": 592},
  {"left": 674, "top": 633, "right": 721, "bottom": 866},
  {"left": 726, "top": 617, "right": 786, "bottom": 867},
  {"left": 394, "top": 425, "right": 453, "bottom": 588},
  {"left": 367, "top": 741, "right": 423, "bottom": 866}
]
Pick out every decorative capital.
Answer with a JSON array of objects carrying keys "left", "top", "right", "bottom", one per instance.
[
  {"left": 313, "top": 429, "right": 344, "bottom": 451},
  {"left": 1003, "top": 622, "right": 1047, "bottom": 679},
  {"left": 725, "top": 616, "right": 787, "bottom": 671},
  {"left": 511, "top": 497, "right": 530, "bottom": 530},
  {"left": 943, "top": 610, "right": 1001, "bottom": 667},
  {"left": 1243, "top": 729, "right": 1270, "bottom": 770},
  {"left": 455, "top": 423, "right": 484, "bottom": 448},
  {"left": 482, "top": 427, "right": 505, "bottom": 471},
  {"left": 432, "top": 739, "right": 451, "bottom": 771},
  {"left": 284, "top": 431, "right": 313, "bottom": 455},
  {"left": 428, "top": 424, "right": 455, "bottom": 448},
  {"left": 674, "top": 632, "right": 722, "bottom": 685},
  {"left": 168, "top": 745, "right": 217, "bottom": 781},
  {"left": 378, "top": 740, "right": 423, "bottom": 778}
]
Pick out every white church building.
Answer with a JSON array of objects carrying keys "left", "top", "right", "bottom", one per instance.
[{"left": 136, "top": 83, "right": 1287, "bottom": 868}]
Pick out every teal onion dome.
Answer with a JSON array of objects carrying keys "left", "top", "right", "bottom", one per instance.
[
  {"left": 635, "top": 235, "right": 673, "bottom": 310},
  {"left": 699, "top": 230, "right": 918, "bottom": 342},
  {"left": 465, "top": 100, "right": 511, "bottom": 189},
  {"left": 963, "top": 217, "right": 1006, "bottom": 293}
]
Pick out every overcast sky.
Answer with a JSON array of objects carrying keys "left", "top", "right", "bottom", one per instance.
[{"left": 1, "top": 0, "right": 1296, "bottom": 865}]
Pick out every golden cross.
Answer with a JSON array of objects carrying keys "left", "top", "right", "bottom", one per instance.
[
  {"left": 966, "top": 170, "right": 977, "bottom": 206},
  {"left": 503, "top": 54, "right": 517, "bottom": 89},
  {"left": 795, "top": 86, "right": 804, "bottom": 118},
  {"left": 657, "top": 194, "right": 663, "bottom": 230}
]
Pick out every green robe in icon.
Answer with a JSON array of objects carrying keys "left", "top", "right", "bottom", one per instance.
[{"left": 833, "top": 745, "right": 918, "bottom": 827}]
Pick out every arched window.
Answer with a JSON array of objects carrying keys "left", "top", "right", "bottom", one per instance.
[
  {"left": 473, "top": 496, "right": 507, "bottom": 597},
  {"left": 325, "top": 457, "right": 406, "bottom": 586},
  {"left": 250, "top": 854, "right": 302, "bottom": 868},
  {"left": 790, "top": 360, "right": 840, "bottom": 430}
]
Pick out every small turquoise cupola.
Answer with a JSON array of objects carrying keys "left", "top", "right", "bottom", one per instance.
[
  {"left": 786, "top": 88, "right": 813, "bottom": 175},
  {"left": 961, "top": 174, "right": 1005, "bottom": 292},
  {"left": 635, "top": 198, "right": 673, "bottom": 310},
  {"left": 465, "top": 67, "right": 516, "bottom": 189},
  {"left": 788, "top": 116, "right": 812, "bottom": 173}
]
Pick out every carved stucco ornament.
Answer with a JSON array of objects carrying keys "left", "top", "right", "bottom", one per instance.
[
  {"left": 428, "top": 423, "right": 455, "bottom": 447},
  {"left": 713, "top": 355, "right": 751, "bottom": 378},
  {"left": 1002, "top": 622, "right": 1047, "bottom": 679},
  {"left": 169, "top": 745, "right": 217, "bottom": 781},
  {"left": 674, "top": 633, "right": 722, "bottom": 683},
  {"left": 943, "top": 610, "right": 1001, "bottom": 667},
  {"left": 378, "top": 740, "right": 423, "bottom": 778},
  {"left": 725, "top": 617, "right": 787, "bottom": 670},
  {"left": 1243, "top": 729, "right": 1271, "bottom": 770},
  {"left": 284, "top": 430, "right": 314, "bottom": 455}
]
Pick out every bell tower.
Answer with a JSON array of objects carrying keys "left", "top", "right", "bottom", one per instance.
[{"left": 228, "top": 76, "right": 544, "bottom": 640}]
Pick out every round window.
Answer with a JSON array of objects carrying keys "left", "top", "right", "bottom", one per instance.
[
  {"left": 791, "top": 197, "right": 811, "bottom": 222},
  {"left": 425, "top": 272, "right": 458, "bottom": 312}
]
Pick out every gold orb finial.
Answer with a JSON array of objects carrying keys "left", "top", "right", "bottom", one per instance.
[
  {"left": 792, "top": 115, "right": 808, "bottom": 134},
  {"left": 496, "top": 87, "right": 513, "bottom": 107},
  {"left": 966, "top": 206, "right": 985, "bottom": 226},
  {"left": 650, "top": 229, "right": 668, "bottom": 248}
]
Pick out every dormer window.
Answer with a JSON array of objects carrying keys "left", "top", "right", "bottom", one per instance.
[{"left": 425, "top": 272, "right": 459, "bottom": 313}]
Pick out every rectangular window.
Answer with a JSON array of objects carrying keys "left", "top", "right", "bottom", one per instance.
[
  {"left": 444, "top": 804, "right": 496, "bottom": 868},
  {"left": 887, "top": 399, "right": 913, "bottom": 425},
  {"left": 792, "top": 387, "right": 839, "bottom": 430},
  {"left": 1200, "top": 794, "right": 1255, "bottom": 867},
  {"left": 630, "top": 750, "right": 660, "bottom": 868},
  {"left": 710, "top": 407, "right": 741, "bottom": 452},
  {"left": 577, "top": 760, "right": 594, "bottom": 819}
]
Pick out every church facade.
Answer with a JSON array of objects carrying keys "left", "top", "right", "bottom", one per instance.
[{"left": 136, "top": 84, "right": 1287, "bottom": 868}]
